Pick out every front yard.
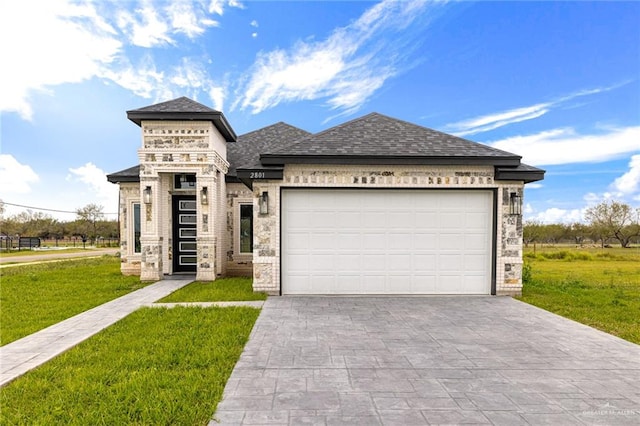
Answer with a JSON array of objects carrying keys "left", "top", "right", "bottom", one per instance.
[
  {"left": 519, "top": 246, "right": 640, "bottom": 344},
  {"left": 0, "top": 306, "right": 260, "bottom": 425},
  {"left": 1, "top": 258, "right": 262, "bottom": 425},
  {"left": 0, "top": 256, "right": 145, "bottom": 345}
]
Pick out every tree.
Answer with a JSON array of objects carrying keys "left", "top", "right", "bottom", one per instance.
[
  {"left": 75, "top": 204, "right": 105, "bottom": 244},
  {"left": 523, "top": 220, "right": 543, "bottom": 248},
  {"left": 566, "top": 222, "right": 589, "bottom": 246},
  {"left": 584, "top": 201, "right": 640, "bottom": 248}
]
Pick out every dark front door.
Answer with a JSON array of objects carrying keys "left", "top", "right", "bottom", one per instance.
[{"left": 173, "top": 195, "right": 197, "bottom": 273}]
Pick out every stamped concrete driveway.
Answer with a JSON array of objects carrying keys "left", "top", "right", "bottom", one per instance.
[{"left": 211, "top": 297, "right": 640, "bottom": 425}]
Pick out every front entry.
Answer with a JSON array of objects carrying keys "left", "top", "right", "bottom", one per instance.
[{"left": 172, "top": 195, "right": 197, "bottom": 273}]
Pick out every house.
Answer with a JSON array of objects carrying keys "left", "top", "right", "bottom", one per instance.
[{"left": 107, "top": 97, "right": 544, "bottom": 296}]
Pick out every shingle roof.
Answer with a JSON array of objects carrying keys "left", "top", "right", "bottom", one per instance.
[
  {"left": 227, "top": 122, "right": 311, "bottom": 177},
  {"left": 106, "top": 122, "right": 310, "bottom": 183},
  {"left": 106, "top": 165, "right": 140, "bottom": 183},
  {"left": 261, "top": 112, "right": 521, "bottom": 166},
  {"left": 129, "top": 96, "right": 218, "bottom": 113},
  {"left": 126, "top": 96, "right": 237, "bottom": 141},
  {"left": 107, "top": 111, "right": 544, "bottom": 184}
]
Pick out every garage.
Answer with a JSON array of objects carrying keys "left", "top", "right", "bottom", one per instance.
[{"left": 281, "top": 189, "right": 494, "bottom": 295}]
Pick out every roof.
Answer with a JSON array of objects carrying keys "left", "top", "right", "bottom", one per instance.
[
  {"left": 106, "top": 165, "right": 140, "bottom": 183},
  {"left": 108, "top": 111, "right": 544, "bottom": 185},
  {"left": 260, "top": 112, "right": 521, "bottom": 167},
  {"left": 227, "top": 122, "right": 311, "bottom": 178},
  {"left": 126, "top": 96, "right": 237, "bottom": 142},
  {"left": 495, "top": 163, "right": 545, "bottom": 184},
  {"left": 106, "top": 122, "right": 310, "bottom": 184}
]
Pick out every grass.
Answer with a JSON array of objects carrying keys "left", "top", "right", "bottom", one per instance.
[
  {"left": 519, "top": 246, "right": 640, "bottom": 344},
  {"left": 0, "top": 256, "right": 145, "bottom": 345},
  {"left": 158, "top": 277, "right": 267, "bottom": 302},
  {"left": 0, "top": 306, "right": 260, "bottom": 425}
]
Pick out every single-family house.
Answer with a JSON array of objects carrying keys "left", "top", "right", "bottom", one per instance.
[{"left": 107, "top": 97, "right": 544, "bottom": 296}]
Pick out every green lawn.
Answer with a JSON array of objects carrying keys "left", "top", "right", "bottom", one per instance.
[
  {"left": 0, "top": 306, "right": 260, "bottom": 425},
  {"left": 519, "top": 247, "right": 640, "bottom": 344},
  {"left": 0, "top": 256, "right": 145, "bottom": 345},
  {"left": 158, "top": 277, "right": 267, "bottom": 302}
]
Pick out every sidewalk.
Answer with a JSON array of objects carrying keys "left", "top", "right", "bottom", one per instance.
[{"left": 0, "top": 277, "right": 194, "bottom": 387}]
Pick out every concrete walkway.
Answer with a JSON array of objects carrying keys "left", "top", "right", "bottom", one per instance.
[
  {"left": 212, "top": 296, "right": 640, "bottom": 425},
  {"left": 0, "top": 277, "right": 194, "bottom": 387}
]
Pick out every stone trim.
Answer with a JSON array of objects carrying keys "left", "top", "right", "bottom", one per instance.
[{"left": 252, "top": 164, "right": 525, "bottom": 296}]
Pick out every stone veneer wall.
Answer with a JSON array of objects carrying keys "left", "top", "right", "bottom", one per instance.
[
  {"left": 118, "top": 182, "right": 142, "bottom": 275},
  {"left": 225, "top": 182, "right": 254, "bottom": 276},
  {"left": 252, "top": 164, "right": 525, "bottom": 296},
  {"left": 136, "top": 120, "right": 229, "bottom": 281}
]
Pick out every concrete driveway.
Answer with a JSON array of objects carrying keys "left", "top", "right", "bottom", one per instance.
[{"left": 211, "top": 297, "right": 640, "bottom": 425}]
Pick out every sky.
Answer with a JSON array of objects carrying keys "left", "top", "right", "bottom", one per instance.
[{"left": 1, "top": 0, "right": 639, "bottom": 224}]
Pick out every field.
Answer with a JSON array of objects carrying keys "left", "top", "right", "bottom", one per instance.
[{"left": 519, "top": 245, "right": 640, "bottom": 344}]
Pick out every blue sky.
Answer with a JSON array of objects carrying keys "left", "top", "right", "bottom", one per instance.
[{"left": 1, "top": 0, "right": 639, "bottom": 223}]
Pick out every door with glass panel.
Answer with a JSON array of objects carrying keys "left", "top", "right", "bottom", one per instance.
[{"left": 172, "top": 195, "right": 197, "bottom": 273}]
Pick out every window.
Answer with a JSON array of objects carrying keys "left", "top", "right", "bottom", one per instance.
[
  {"left": 174, "top": 174, "right": 196, "bottom": 190},
  {"left": 240, "top": 204, "right": 253, "bottom": 253},
  {"left": 133, "top": 203, "right": 141, "bottom": 253}
]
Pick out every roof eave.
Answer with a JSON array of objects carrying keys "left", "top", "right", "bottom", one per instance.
[
  {"left": 126, "top": 111, "right": 237, "bottom": 142},
  {"left": 259, "top": 155, "right": 521, "bottom": 167},
  {"left": 494, "top": 167, "right": 546, "bottom": 184},
  {"left": 106, "top": 174, "right": 140, "bottom": 184}
]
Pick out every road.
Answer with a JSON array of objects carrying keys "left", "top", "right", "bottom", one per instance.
[{"left": 0, "top": 248, "right": 119, "bottom": 267}]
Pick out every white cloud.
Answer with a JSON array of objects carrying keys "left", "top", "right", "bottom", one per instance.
[
  {"left": 234, "top": 0, "right": 442, "bottom": 115},
  {"left": 448, "top": 105, "right": 549, "bottom": 137},
  {"left": 525, "top": 183, "right": 543, "bottom": 189},
  {"left": 67, "top": 163, "right": 118, "bottom": 208},
  {"left": 446, "top": 83, "right": 630, "bottom": 136},
  {"left": 0, "top": 155, "right": 39, "bottom": 194},
  {"left": 611, "top": 154, "right": 640, "bottom": 196},
  {"left": 250, "top": 20, "right": 258, "bottom": 28},
  {"left": 488, "top": 126, "right": 640, "bottom": 166},
  {"left": 116, "top": 0, "right": 221, "bottom": 47},
  {"left": 0, "top": 0, "right": 122, "bottom": 119},
  {"left": 526, "top": 207, "right": 585, "bottom": 224},
  {"left": 167, "top": 1, "right": 218, "bottom": 38},
  {"left": 116, "top": 3, "right": 172, "bottom": 47},
  {"left": 0, "top": 0, "right": 226, "bottom": 119},
  {"left": 228, "top": 0, "right": 245, "bottom": 9}
]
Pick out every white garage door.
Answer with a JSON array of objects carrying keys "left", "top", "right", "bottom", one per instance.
[{"left": 281, "top": 189, "right": 493, "bottom": 295}]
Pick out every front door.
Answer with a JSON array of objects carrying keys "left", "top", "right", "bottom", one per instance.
[{"left": 173, "top": 195, "right": 197, "bottom": 273}]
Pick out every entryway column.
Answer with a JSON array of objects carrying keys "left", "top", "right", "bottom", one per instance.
[
  {"left": 196, "top": 173, "right": 217, "bottom": 281},
  {"left": 140, "top": 177, "right": 163, "bottom": 281}
]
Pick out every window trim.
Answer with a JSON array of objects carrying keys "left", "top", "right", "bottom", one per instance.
[{"left": 234, "top": 198, "right": 254, "bottom": 256}]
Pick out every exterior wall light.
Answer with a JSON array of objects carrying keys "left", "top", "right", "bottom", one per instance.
[
  {"left": 259, "top": 191, "right": 269, "bottom": 215},
  {"left": 201, "top": 187, "right": 208, "bottom": 205},
  {"left": 143, "top": 186, "right": 152, "bottom": 204},
  {"left": 509, "top": 192, "right": 522, "bottom": 216}
]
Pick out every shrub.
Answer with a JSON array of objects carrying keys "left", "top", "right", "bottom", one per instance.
[{"left": 522, "top": 261, "right": 533, "bottom": 284}]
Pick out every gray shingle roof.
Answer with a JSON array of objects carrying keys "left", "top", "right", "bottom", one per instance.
[
  {"left": 126, "top": 97, "right": 237, "bottom": 141},
  {"left": 227, "top": 122, "right": 311, "bottom": 177},
  {"left": 261, "top": 112, "right": 520, "bottom": 166},
  {"left": 107, "top": 122, "right": 310, "bottom": 182},
  {"left": 129, "top": 96, "right": 219, "bottom": 113},
  {"left": 106, "top": 165, "right": 140, "bottom": 183},
  {"left": 107, "top": 111, "right": 544, "bottom": 184}
]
